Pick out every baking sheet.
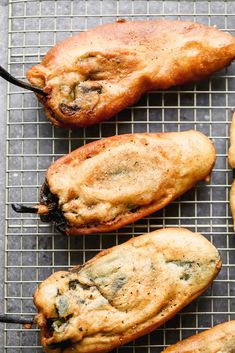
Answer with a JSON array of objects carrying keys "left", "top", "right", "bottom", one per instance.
[{"left": 3, "top": 0, "right": 235, "bottom": 352}]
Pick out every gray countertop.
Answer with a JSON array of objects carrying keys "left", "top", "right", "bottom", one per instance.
[{"left": 0, "top": 1, "right": 9, "bottom": 352}]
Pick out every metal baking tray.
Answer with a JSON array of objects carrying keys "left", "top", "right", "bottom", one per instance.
[{"left": 3, "top": 0, "right": 235, "bottom": 352}]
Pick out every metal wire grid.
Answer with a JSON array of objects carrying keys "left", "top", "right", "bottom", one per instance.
[{"left": 3, "top": 0, "right": 235, "bottom": 352}]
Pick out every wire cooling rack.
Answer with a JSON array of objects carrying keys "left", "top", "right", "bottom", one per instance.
[{"left": 3, "top": 0, "right": 235, "bottom": 352}]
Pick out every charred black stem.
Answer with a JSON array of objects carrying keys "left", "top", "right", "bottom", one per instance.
[
  {"left": 0, "top": 314, "right": 34, "bottom": 325},
  {"left": 12, "top": 182, "right": 68, "bottom": 234},
  {"left": 0, "top": 65, "right": 47, "bottom": 97},
  {"left": 12, "top": 203, "right": 39, "bottom": 214}
]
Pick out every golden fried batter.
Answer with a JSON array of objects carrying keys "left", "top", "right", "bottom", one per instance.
[
  {"left": 36, "top": 130, "right": 216, "bottom": 235},
  {"left": 34, "top": 228, "right": 221, "bottom": 353},
  {"left": 27, "top": 20, "right": 235, "bottom": 128}
]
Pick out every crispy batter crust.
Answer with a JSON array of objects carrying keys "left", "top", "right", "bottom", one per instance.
[
  {"left": 27, "top": 20, "right": 235, "bottom": 128},
  {"left": 162, "top": 320, "right": 235, "bottom": 352},
  {"left": 44, "top": 130, "right": 216, "bottom": 235},
  {"left": 34, "top": 228, "right": 221, "bottom": 353},
  {"left": 228, "top": 113, "right": 235, "bottom": 168}
]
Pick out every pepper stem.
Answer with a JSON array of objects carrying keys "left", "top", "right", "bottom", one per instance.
[
  {"left": 0, "top": 314, "right": 34, "bottom": 325},
  {"left": 0, "top": 65, "right": 47, "bottom": 97},
  {"left": 12, "top": 203, "right": 49, "bottom": 215}
]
